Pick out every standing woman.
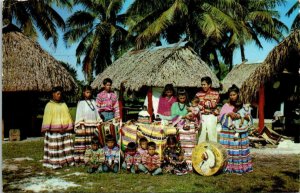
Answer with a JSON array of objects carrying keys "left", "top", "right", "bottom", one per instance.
[
  {"left": 41, "top": 86, "right": 75, "bottom": 169},
  {"left": 157, "top": 84, "right": 177, "bottom": 120},
  {"left": 74, "top": 85, "right": 103, "bottom": 164},
  {"left": 219, "top": 84, "right": 253, "bottom": 174},
  {"left": 196, "top": 76, "right": 220, "bottom": 143}
]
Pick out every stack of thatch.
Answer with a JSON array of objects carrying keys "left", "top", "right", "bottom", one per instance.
[
  {"left": 2, "top": 25, "right": 78, "bottom": 92},
  {"left": 91, "top": 45, "right": 220, "bottom": 91}
]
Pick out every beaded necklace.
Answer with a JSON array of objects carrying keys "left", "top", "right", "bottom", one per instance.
[
  {"left": 178, "top": 102, "right": 186, "bottom": 111},
  {"left": 85, "top": 99, "right": 95, "bottom": 111}
]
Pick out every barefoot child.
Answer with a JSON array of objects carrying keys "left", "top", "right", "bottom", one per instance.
[
  {"left": 138, "top": 142, "right": 162, "bottom": 176},
  {"left": 122, "top": 142, "right": 141, "bottom": 173},
  {"left": 102, "top": 134, "right": 120, "bottom": 173},
  {"left": 84, "top": 137, "right": 105, "bottom": 173},
  {"left": 162, "top": 135, "right": 188, "bottom": 175}
]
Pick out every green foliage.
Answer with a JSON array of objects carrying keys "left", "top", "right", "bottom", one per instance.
[{"left": 3, "top": 0, "right": 71, "bottom": 47}]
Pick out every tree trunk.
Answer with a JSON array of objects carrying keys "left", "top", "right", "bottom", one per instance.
[{"left": 240, "top": 44, "right": 246, "bottom": 62}]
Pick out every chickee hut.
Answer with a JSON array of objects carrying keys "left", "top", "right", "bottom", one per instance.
[{"left": 2, "top": 24, "right": 78, "bottom": 140}]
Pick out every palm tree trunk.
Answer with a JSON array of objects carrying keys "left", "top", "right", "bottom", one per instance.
[
  {"left": 240, "top": 44, "right": 246, "bottom": 62},
  {"left": 212, "top": 49, "right": 221, "bottom": 79}
]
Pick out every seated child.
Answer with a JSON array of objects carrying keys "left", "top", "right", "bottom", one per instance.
[
  {"left": 122, "top": 142, "right": 141, "bottom": 173},
  {"left": 84, "top": 137, "right": 105, "bottom": 173},
  {"left": 137, "top": 137, "right": 148, "bottom": 156},
  {"left": 138, "top": 142, "right": 162, "bottom": 176},
  {"left": 162, "top": 135, "right": 188, "bottom": 175},
  {"left": 102, "top": 134, "right": 120, "bottom": 173}
]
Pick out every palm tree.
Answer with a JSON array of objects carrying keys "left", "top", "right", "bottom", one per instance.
[
  {"left": 64, "top": 0, "right": 130, "bottom": 83},
  {"left": 126, "top": 0, "right": 288, "bottom": 77},
  {"left": 286, "top": 0, "right": 300, "bottom": 30},
  {"left": 125, "top": 0, "right": 240, "bottom": 50},
  {"left": 3, "top": 0, "right": 72, "bottom": 47},
  {"left": 124, "top": 0, "right": 244, "bottom": 78},
  {"left": 217, "top": 0, "right": 288, "bottom": 70}
]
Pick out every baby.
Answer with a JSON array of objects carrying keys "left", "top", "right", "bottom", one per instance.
[
  {"left": 233, "top": 104, "right": 252, "bottom": 138},
  {"left": 185, "top": 97, "right": 201, "bottom": 129}
]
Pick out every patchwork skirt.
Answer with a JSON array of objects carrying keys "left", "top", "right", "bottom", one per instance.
[
  {"left": 74, "top": 125, "right": 98, "bottom": 163},
  {"left": 43, "top": 132, "right": 75, "bottom": 169},
  {"left": 219, "top": 129, "right": 253, "bottom": 174}
]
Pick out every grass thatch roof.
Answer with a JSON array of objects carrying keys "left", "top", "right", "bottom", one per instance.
[
  {"left": 221, "top": 63, "right": 261, "bottom": 94},
  {"left": 2, "top": 26, "right": 78, "bottom": 92},
  {"left": 91, "top": 45, "right": 219, "bottom": 91},
  {"left": 225, "top": 30, "right": 300, "bottom": 103}
]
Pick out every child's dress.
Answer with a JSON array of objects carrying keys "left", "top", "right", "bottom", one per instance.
[
  {"left": 103, "top": 145, "right": 120, "bottom": 173},
  {"left": 84, "top": 147, "right": 105, "bottom": 173},
  {"left": 139, "top": 152, "right": 162, "bottom": 175},
  {"left": 162, "top": 145, "right": 188, "bottom": 175},
  {"left": 74, "top": 99, "right": 102, "bottom": 163},
  {"left": 122, "top": 152, "right": 141, "bottom": 173}
]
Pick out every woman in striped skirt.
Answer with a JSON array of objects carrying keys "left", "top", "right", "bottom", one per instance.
[
  {"left": 41, "top": 86, "right": 75, "bottom": 169},
  {"left": 219, "top": 84, "right": 253, "bottom": 174},
  {"left": 74, "top": 85, "right": 102, "bottom": 164}
]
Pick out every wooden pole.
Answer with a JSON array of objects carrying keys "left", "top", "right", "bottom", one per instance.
[
  {"left": 258, "top": 84, "right": 265, "bottom": 133},
  {"left": 147, "top": 87, "right": 153, "bottom": 122}
]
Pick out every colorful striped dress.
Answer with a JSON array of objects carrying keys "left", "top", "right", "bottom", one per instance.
[
  {"left": 41, "top": 100, "right": 75, "bottom": 169},
  {"left": 219, "top": 103, "right": 253, "bottom": 174},
  {"left": 74, "top": 99, "right": 102, "bottom": 163}
]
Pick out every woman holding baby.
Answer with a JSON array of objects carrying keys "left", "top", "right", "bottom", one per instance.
[{"left": 218, "top": 84, "right": 253, "bottom": 174}]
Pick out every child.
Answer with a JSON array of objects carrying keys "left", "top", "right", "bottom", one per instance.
[
  {"left": 157, "top": 84, "right": 177, "bottom": 120},
  {"left": 186, "top": 97, "right": 201, "bottom": 129},
  {"left": 233, "top": 103, "right": 252, "bottom": 139},
  {"left": 103, "top": 134, "right": 120, "bottom": 173},
  {"left": 74, "top": 85, "right": 102, "bottom": 164},
  {"left": 96, "top": 78, "right": 120, "bottom": 121},
  {"left": 138, "top": 142, "right": 162, "bottom": 176},
  {"left": 41, "top": 86, "right": 75, "bottom": 169},
  {"left": 122, "top": 142, "right": 141, "bottom": 173},
  {"left": 137, "top": 137, "right": 148, "bottom": 156},
  {"left": 84, "top": 137, "right": 105, "bottom": 173},
  {"left": 162, "top": 135, "right": 188, "bottom": 175}
]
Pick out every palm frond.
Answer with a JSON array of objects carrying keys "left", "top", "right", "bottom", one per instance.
[
  {"left": 66, "top": 11, "right": 96, "bottom": 29},
  {"left": 64, "top": 23, "right": 94, "bottom": 44},
  {"left": 286, "top": 1, "right": 299, "bottom": 17},
  {"left": 136, "top": 0, "right": 188, "bottom": 49}
]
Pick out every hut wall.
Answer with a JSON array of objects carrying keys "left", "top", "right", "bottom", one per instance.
[{"left": 3, "top": 93, "right": 41, "bottom": 139}]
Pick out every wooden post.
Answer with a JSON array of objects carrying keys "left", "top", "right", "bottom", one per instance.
[
  {"left": 147, "top": 87, "right": 153, "bottom": 122},
  {"left": 258, "top": 84, "right": 265, "bottom": 133}
]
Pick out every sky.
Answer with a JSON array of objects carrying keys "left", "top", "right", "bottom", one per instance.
[{"left": 37, "top": 0, "right": 298, "bottom": 82}]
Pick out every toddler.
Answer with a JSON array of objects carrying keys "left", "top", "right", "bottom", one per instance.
[
  {"left": 233, "top": 104, "right": 252, "bottom": 139},
  {"left": 102, "top": 134, "right": 120, "bottom": 173},
  {"left": 186, "top": 97, "right": 201, "bottom": 129},
  {"left": 137, "top": 137, "right": 148, "bottom": 156},
  {"left": 122, "top": 142, "right": 141, "bottom": 173},
  {"left": 162, "top": 135, "right": 188, "bottom": 175},
  {"left": 84, "top": 137, "right": 105, "bottom": 173},
  {"left": 138, "top": 142, "right": 162, "bottom": 176}
]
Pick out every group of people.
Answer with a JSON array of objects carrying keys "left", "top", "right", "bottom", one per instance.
[{"left": 41, "top": 76, "right": 253, "bottom": 175}]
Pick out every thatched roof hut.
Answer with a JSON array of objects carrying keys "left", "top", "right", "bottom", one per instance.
[
  {"left": 221, "top": 63, "right": 261, "bottom": 94},
  {"left": 222, "top": 30, "right": 300, "bottom": 103},
  {"left": 91, "top": 45, "right": 220, "bottom": 91},
  {"left": 2, "top": 25, "right": 78, "bottom": 92}
]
